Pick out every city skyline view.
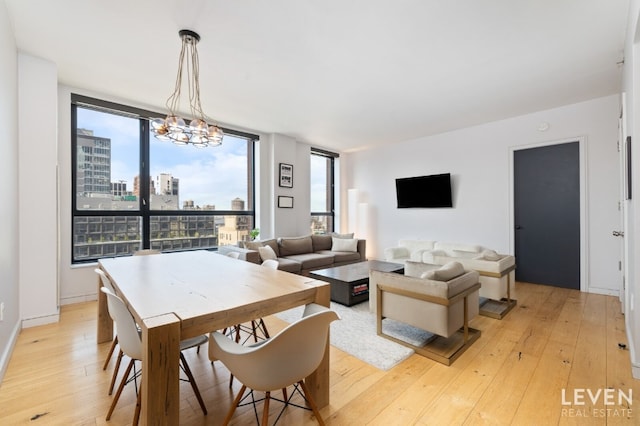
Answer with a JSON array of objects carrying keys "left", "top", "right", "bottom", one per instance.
[{"left": 77, "top": 107, "right": 252, "bottom": 210}]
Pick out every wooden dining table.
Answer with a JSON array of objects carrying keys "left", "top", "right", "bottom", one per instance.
[{"left": 97, "top": 250, "right": 330, "bottom": 425}]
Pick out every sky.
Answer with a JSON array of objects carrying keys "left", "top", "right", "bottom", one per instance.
[
  {"left": 77, "top": 106, "right": 330, "bottom": 212},
  {"left": 78, "top": 107, "right": 251, "bottom": 210}
]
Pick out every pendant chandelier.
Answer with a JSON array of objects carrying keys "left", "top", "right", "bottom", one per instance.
[{"left": 150, "top": 29, "right": 224, "bottom": 147}]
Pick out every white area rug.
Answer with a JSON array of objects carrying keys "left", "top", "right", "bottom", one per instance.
[{"left": 275, "top": 301, "right": 433, "bottom": 371}]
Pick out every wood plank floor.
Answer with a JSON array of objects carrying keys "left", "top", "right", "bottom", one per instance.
[{"left": 0, "top": 282, "right": 637, "bottom": 425}]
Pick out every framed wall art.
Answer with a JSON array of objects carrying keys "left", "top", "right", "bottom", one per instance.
[
  {"left": 279, "top": 163, "right": 293, "bottom": 188},
  {"left": 278, "top": 196, "right": 294, "bottom": 208}
]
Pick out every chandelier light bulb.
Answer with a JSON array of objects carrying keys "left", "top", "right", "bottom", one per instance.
[{"left": 150, "top": 29, "right": 224, "bottom": 148}]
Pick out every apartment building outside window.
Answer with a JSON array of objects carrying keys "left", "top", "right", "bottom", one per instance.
[
  {"left": 71, "top": 94, "right": 257, "bottom": 263},
  {"left": 310, "top": 148, "right": 337, "bottom": 234}
]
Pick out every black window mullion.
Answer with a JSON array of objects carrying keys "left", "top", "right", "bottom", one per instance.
[{"left": 140, "top": 118, "right": 151, "bottom": 249}]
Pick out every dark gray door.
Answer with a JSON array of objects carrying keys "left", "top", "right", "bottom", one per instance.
[{"left": 514, "top": 142, "right": 580, "bottom": 289}]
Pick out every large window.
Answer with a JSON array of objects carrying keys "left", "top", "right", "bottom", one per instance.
[
  {"left": 72, "top": 95, "right": 257, "bottom": 263},
  {"left": 310, "top": 148, "right": 338, "bottom": 234}
]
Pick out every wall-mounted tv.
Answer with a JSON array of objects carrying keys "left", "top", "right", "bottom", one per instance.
[{"left": 395, "top": 173, "right": 453, "bottom": 208}]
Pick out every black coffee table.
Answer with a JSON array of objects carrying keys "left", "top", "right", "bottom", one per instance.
[{"left": 309, "top": 260, "right": 404, "bottom": 306}]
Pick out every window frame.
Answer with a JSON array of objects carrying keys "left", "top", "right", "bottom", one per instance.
[
  {"left": 71, "top": 94, "right": 257, "bottom": 263},
  {"left": 310, "top": 147, "right": 338, "bottom": 234}
]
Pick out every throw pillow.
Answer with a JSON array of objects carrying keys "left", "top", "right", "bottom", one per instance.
[
  {"left": 258, "top": 245, "right": 277, "bottom": 261},
  {"left": 421, "top": 261, "right": 465, "bottom": 281},
  {"left": 331, "top": 237, "right": 358, "bottom": 252},
  {"left": 331, "top": 232, "right": 354, "bottom": 239},
  {"left": 479, "top": 249, "right": 503, "bottom": 261}
]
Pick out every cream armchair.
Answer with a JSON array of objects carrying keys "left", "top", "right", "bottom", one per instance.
[
  {"left": 384, "top": 240, "right": 516, "bottom": 319},
  {"left": 369, "top": 261, "right": 481, "bottom": 365},
  {"left": 429, "top": 242, "right": 516, "bottom": 319}
]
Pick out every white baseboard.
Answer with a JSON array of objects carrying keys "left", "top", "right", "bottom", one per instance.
[
  {"left": 587, "top": 286, "right": 619, "bottom": 297},
  {"left": 0, "top": 319, "right": 21, "bottom": 384},
  {"left": 60, "top": 293, "right": 97, "bottom": 306},
  {"left": 21, "top": 311, "right": 60, "bottom": 328}
]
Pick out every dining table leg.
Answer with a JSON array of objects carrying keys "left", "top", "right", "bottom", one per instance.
[
  {"left": 306, "top": 282, "right": 331, "bottom": 408},
  {"left": 97, "top": 274, "right": 113, "bottom": 344},
  {"left": 140, "top": 313, "right": 182, "bottom": 425}
]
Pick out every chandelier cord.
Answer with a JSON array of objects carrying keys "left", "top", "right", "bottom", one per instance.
[{"left": 151, "top": 29, "right": 223, "bottom": 147}]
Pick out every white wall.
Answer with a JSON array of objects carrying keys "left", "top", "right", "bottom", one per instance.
[
  {"left": 0, "top": 0, "right": 20, "bottom": 382},
  {"left": 622, "top": 0, "right": 640, "bottom": 379},
  {"left": 269, "top": 133, "right": 313, "bottom": 238},
  {"left": 345, "top": 94, "right": 621, "bottom": 296},
  {"left": 18, "top": 54, "right": 59, "bottom": 327}
]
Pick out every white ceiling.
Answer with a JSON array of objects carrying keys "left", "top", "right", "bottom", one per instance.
[{"left": 4, "top": 0, "right": 630, "bottom": 152}]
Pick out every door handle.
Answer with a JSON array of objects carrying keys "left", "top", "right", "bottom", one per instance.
[
  {"left": 515, "top": 225, "right": 522, "bottom": 230},
  {"left": 612, "top": 230, "right": 624, "bottom": 237}
]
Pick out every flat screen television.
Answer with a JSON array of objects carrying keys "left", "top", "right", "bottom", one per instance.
[{"left": 395, "top": 173, "right": 453, "bottom": 208}]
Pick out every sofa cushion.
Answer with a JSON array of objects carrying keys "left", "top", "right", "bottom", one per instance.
[
  {"left": 316, "top": 250, "right": 361, "bottom": 264},
  {"left": 258, "top": 245, "right": 277, "bottom": 261},
  {"left": 311, "top": 234, "right": 333, "bottom": 251},
  {"left": 420, "top": 249, "right": 446, "bottom": 263},
  {"left": 275, "top": 257, "right": 303, "bottom": 273},
  {"left": 421, "top": 261, "right": 465, "bottom": 281},
  {"left": 331, "top": 237, "right": 358, "bottom": 252},
  {"left": 244, "top": 240, "right": 263, "bottom": 250},
  {"left": 434, "top": 241, "right": 482, "bottom": 256},
  {"left": 283, "top": 253, "right": 334, "bottom": 270},
  {"left": 245, "top": 238, "right": 280, "bottom": 257},
  {"left": 452, "top": 250, "right": 479, "bottom": 259},
  {"left": 278, "top": 236, "right": 313, "bottom": 256},
  {"left": 404, "top": 260, "right": 440, "bottom": 278},
  {"left": 399, "top": 239, "right": 436, "bottom": 254}
]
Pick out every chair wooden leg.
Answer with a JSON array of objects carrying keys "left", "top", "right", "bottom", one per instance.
[
  {"left": 234, "top": 324, "right": 241, "bottom": 343},
  {"left": 298, "top": 380, "right": 325, "bottom": 426},
  {"left": 102, "top": 335, "right": 118, "bottom": 370},
  {"left": 180, "top": 353, "right": 208, "bottom": 415},
  {"left": 106, "top": 359, "right": 134, "bottom": 420},
  {"left": 133, "top": 381, "right": 142, "bottom": 426},
  {"left": 251, "top": 320, "right": 259, "bottom": 343},
  {"left": 262, "top": 391, "right": 271, "bottom": 426},
  {"left": 223, "top": 384, "right": 247, "bottom": 425},
  {"left": 258, "top": 318, "right": 270, "bottom": 338},
  {"left": 108, "top": 349, "right": 124, "bottom": 395}
]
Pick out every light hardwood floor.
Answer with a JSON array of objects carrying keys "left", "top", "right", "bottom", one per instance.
[{"left": 0, "top": 282, "right": 637, "bottom": 425}]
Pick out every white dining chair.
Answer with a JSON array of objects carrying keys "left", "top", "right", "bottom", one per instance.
[
  {"left": 210, "top": 303, "right": 339, "bottom": 425},
  {"left": 100, "top": 287, "right": 208, "bottom": 424},
  {"left": 95, "top": 268, "right": 124, "bottom": 395},
  {"left": 261, "top": 259, "right": 279, "bottom": 269},
  {"left": 226, "top": 251, "right": 240, "bottom": 259}
]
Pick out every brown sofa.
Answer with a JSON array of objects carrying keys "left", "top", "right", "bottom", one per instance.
[{"left": 218, "top": 234, "right": 366, "bottom": 275}]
